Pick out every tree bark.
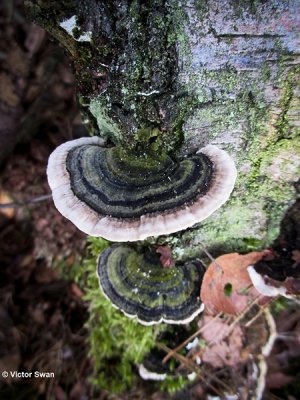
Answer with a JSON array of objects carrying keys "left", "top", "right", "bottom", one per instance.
[{"left": 25, "top": 0, "right": 300, "bottom": 257}]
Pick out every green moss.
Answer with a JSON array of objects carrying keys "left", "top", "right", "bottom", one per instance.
[
  {"left": 59, "top": 238, "right": 158, "bottom": 392},
  {"left": 128, "top": 127, "right": 182, "bottom": 155},
  {"left": 183, "top": 99, "right": 251, "bottom": 152},
  {"left": 72, "top": 237, "right": 165, "bottom": 393},
  {"left": 168, "top": 0, "right": 191, "bottom": 60},
  {"left": 270, "top": 297, "right": 297, "bottom": 316},
  {"left": 171, "top": 53, "right": 299, "bottom": 259},
  {"left": 275, "top": 66, "right": 300, "bottom": 139},
  {"left": 194, "top": 139, "right": 298, "bottom": 255},
  {"left": 241, "top": 237, "right": 266, "bottom": 251},
  {"left": 203, "top": 68, "right": 240, "bottom": 93},
  {"left": 89, "top": 96, "right": 123, "bottom": 143},
  {"left": 159, "top": 375, "right": 189, "bottom": 393},
  {"left": 60, "top": 237, "right": 197, "bottom": 394},
  {"left": 179, "top": 200, "right": 266, "bottom": 258},
  {"left": 246, "top": 137, "right": 299, "bottom": 205},
  {"left": 171, "top": 95, "right": 198, "bottom": 147},
  {"left": 261, "top": 62, "right": 272, "bottom": 83}
]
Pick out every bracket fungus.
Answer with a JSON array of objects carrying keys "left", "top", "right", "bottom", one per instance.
[
  {"left": 47, "top": 136, "right": 237, "bottom": 241},
  {"left": 96, "top": 244, "right": 206, "bottom": 325},
  {"left": 247, "top": 260, "right": 300, "bottom": 298},
  {"left": 138, "top": 364, "right": 167, "bottom": 382}
]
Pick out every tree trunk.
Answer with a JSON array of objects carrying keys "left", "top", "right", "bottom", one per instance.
[{"left": 25, "top": 0, "right": 300, "bottom": 258}]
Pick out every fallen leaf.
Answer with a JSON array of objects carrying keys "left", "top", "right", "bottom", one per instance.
[
  {"left": 197, "top": 316, "right": 244, "bottom": 368},
  {"left": 25, "top": 24, "right": 46, "bottom": 57},
  {"left": 200, "top": 251, "right": 269, "bottom": 315},
  {"left": 71, "top": 283, "right": 84, "bottom": 298},
  {"left": 266, "top": 372, "right": 294, "bottom": 389},
  {"left": 292, "top": 249, "right": 300, "bottom": 262},
  {"left": 156, "top": 245, "right": 175, "bottom": 268},
  {"left": 69, "top": 381, "right": 87, "bottom": 400},
  {"left": 0, "top": 191, "right": 15, "bottom": 219},
  {"left": 6, "top": 46, "right": 29, "bottom": 77},
  {"left": 53, "top": 385, "right": 67, "bottom": 400},
  {"left": 0, "top": 72, "right": 19, "bottom": 107}
]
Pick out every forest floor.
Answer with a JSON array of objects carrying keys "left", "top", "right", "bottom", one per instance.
[{"left": 0, "top": 1, "right": 299, "bottom": 399}]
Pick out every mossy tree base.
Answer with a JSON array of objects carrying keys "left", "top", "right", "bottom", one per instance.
[{"left": 26, "top": 0, "right": 300, "bottom": 257}]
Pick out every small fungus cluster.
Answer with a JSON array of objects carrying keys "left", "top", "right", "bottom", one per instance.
[{"left": 47, "top": 135, "right": 237, "bottom": 324}]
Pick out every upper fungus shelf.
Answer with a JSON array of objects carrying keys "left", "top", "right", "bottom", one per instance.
[{"left": 47, "top": 136, "right": 237, "bottom": 241}]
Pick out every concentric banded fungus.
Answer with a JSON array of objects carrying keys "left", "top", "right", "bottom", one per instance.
[
  {"left": 138, "top": 364, "right": 167, "bottom": 381},
  {"left": 247, "top": 262, "right": 300, "bottom": 297},
  {"left": 47, "top": 136, "right": 237, "bottom": 241},
  {"left": 97, "top": 244, "right": 205, "bottom": 325}
]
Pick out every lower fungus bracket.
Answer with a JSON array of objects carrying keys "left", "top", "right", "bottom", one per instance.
[{"left": 96, "top": 244, "right": 206, "bottom": 325}]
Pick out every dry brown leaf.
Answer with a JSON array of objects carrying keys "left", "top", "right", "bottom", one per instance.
[
  {"left": 266, "top": 372, "right": 295, "bottom": 389},
  {"left": 0, "top": 191, "right": 15, "bottom": 219},
  {"left": 25, "top": 24, "right": 46, "bottom": 57},
  {"left": 0, "top": 354, "right": 21, "bottom": 384},
  {"left": 6, "top": 47, "right": 29, "bottom": 77},
  {"left": 200, "top": 251, "right": 269, "bottom": 315},
  {"left": 71, "top": 283, "right": 84, "bottom": 298},
  {"left": 34, "top": 265, "right": 58, "bottom": 283},
  {"left": 198, "top": 315, "right": 244, "bottom": 368},
  {"left": 156, "top": 245, "right": 175, "bottom": 268},
  {"left": 292, "top": 250, "right": 300, "bottom": 263},
  {"left": 69, "top": 381, "right": 87, "bottom": 400},
  {"left": 0, "top": 72, "right": 19, "bottom": 107},
  {"left": 53, "top": 385, "right": 67, "bottom": 400}
]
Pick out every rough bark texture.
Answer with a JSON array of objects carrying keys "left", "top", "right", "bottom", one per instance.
[{"left": 25, "top": 0, "right": 300, "bottom": 258}]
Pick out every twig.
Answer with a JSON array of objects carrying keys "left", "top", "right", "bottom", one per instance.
[
  {"left": 218, "top": 294, "right": 264, "bottom": 343},
  {"left": 289, "top": 297, "right": 300, "bottom": 306},
  {"left": 158, "top": 342, "right": 229, "bottom": 397},
  {"left": 198, "top": 240, "right": 218, "bottom": 263},
  {"left": 162, "top": 311, "right": 223, "bottom": 364},
  {"left": 0, "top": 194, "right": 52, "bottom": 209},
  {"left": 163, "top": 240, "right": 224, "bottom": 364},
  {"left": 201, "top": 294, "right": 264, "bottom": 347},
  {"left": 245, "top": 308, "right": 264, "bottom": 328},
  {"left": 276, "top": 333, "right": 299, "bottom": 340}
]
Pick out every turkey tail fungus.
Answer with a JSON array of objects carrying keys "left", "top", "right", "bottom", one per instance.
[
  {"left": 96, "top": 244, "right": 206, "bottom": 325},
  {"left": 47, "top": 136, "right": 237, "bottom": 241}
]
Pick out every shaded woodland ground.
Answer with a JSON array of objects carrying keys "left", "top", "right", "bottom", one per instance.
[{"left": 0, "top": 1, "right": 300, "bottom": 399}]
